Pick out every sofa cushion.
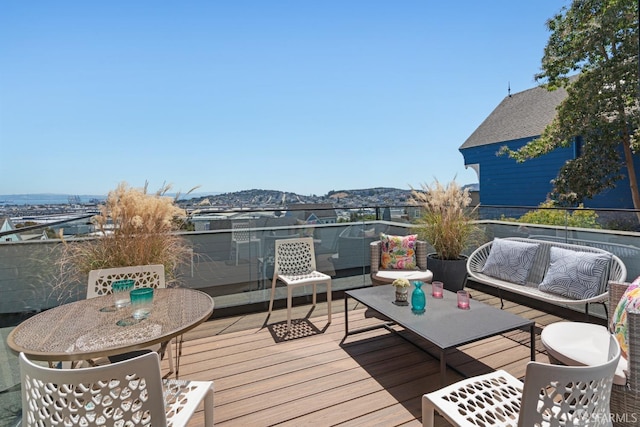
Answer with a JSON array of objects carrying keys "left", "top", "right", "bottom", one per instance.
[
  {"left": 481, "top": 238, "right": 540, "bottom": 285},
  {"left": 380, "top": 233, "right": 417, "bottom": 270},
  {"left": 538, "top": 247, "right": 611, "bottom": 300},
  {"left": 541, "top": 322, "right": 628, "bottom": 386},
  {"left": 610, "top": 283, "right": 640, "bottom": 359}
]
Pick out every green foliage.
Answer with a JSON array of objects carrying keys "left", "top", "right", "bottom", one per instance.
[
  {"left": 603, "top": 216, "right": 640, "bottom": 231},
  {"left": 350, "top": 211, "right": 375, "bottom": 221},
  {"left": 502, "top": 201, "right": 601, "bottom": 228},
  {"left": 499, "top": 0, "right": 640, "bottom": 208},
  {"left": 14, "top": 221, "right": 37, "bottom": 229}
]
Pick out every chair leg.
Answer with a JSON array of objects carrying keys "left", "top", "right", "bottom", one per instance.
[
  {"left": 585, "top": 303, "right": 590, "bottom": 320},
  {"left": 268, "top": 276, "right": 277, "bottom": 315},
  {"left": 287, "top": 286, "right": 293, "bottom": 333},
  {"left": 204, "top": 386, "right": 215, "bottom": 427},
  {"left": 312, "top": 283, "right": 317, "bottom": 306},
  {"left": 165, "top": 339, "right": 176, "bottom": 377},
  {"left": 421, "top": 396, "right": 436, "bottom": 427},
  {"left": 327, "top": 280, "right": 332, "bottom": 324}
]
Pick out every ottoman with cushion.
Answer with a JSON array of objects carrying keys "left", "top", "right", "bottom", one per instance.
[{"left": 541, "top": 279, "right": 640, "bottom": 426}]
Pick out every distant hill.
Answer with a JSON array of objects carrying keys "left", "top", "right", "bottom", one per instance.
[
  {"left": 1, "top": 185, "right": 478, "bottom": 208},
  {"left": 327, "top": 187, "right": 409, "bottom": 197},
  {"left": 185, "top": 187, "right": 416, "bottom": 209}
]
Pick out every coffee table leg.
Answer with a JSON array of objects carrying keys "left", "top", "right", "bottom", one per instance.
[
  {"left": 530, "top": 323, "right": 536, "bottom": 361},
  {"left": 344, "top": 294, "right": 349, "bottom": 336},
  {"left": 440, "top": 349, "right": 446, "bottom": 385}
]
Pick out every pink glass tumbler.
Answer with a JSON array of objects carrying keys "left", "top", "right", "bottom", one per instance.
[
  {"left": 432, "top": 281, "right": 444, "bottom": 299},
  {"left": 457, "top": 290, "right": 470, "bottom": 309}
]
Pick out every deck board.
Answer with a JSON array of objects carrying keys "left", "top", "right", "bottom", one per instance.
[{"left": 162, "top": 286, "right": 597, "bottom": 426}]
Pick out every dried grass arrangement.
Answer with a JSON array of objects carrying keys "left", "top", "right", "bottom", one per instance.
[
  {"left": 55, "top": 182, "right": 194, "bottom": 290},
  {"left": 411, "top": 179, "right": 480, "bottom": 260}
]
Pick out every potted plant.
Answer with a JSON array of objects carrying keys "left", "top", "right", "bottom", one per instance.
[
  {"left": 411, "top": 179, "right": 480, "bottom": 292},
  {"left": 392, "top": 277, "right": 411, "bottom": 304},
  {"left": 54, "top": 182, "right": 194, "bottom": 298}
]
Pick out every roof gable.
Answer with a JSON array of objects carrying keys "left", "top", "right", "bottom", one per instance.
[{"left": 460, "top": 84, "right": 567, "bottom": 150}]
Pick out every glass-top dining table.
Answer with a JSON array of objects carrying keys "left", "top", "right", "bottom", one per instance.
[{"left": 7, "top": 287, "right": 214, "bottom": 377}]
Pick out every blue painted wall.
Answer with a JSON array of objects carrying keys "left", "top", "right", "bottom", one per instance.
[
  {"left": 588, "top": 153, "right": 639, "bottom": 209},
  {"left": 462, "top": 137, "right": 574, "bottom": 207},
  {"left": 461, "top": 138, "right": 639, "bottom": 209}
]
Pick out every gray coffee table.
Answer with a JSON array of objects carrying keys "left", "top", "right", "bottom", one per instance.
[{"left": 344, "top": 285, "right": 535, "bottom": 384}]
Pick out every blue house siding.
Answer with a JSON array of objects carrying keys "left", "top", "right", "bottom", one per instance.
[
  {"left": 588, "top": 150, "right": 640, "bottom": 209},
  {"left": 462, "top": 137, "right": 575, "bottom": 206},
  {"left": 460, "top": 83, "right": 639, "bottom": 210}
]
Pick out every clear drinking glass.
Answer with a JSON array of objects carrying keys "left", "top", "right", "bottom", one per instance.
[{"left": 112, "top": 279, "right": 135, "bottom": 309}]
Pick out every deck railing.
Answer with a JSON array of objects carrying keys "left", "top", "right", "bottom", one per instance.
[{"left": 1, "top": 205, "right": 639, "bottom": 317}]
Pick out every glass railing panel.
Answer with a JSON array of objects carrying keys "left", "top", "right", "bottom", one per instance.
[
  {"left": 1, "top": 205, "right": 639, "bottom": 317},
  {"left": 0, "top": 239, "right": 85, "bottom": 316},
  {"left": 181, "top": 213, "right": 416, "bottom": 309}
]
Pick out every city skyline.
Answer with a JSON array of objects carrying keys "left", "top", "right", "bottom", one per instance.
[{"left": 1, "top": 1, "right": 563, "bottom": 196}]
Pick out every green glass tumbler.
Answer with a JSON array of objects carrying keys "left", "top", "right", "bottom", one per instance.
[{"left": 130, "top": 287, "right": 154, "bottom": 319}]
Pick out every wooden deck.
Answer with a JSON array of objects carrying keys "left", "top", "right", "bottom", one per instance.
[{"left": 167, "top": 285, "right": 602, "bottom": 426}]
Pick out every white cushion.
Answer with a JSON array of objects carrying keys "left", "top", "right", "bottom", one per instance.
[
  {"left": 373, "top": 270, "right": 433, "bottom": 283},
  {"left": 541, "top": 322, "right": 626, "bottom": 386}
]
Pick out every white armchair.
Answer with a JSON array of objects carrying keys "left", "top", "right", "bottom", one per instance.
[
  {"left": 20, "top": 351, "right": 214, "bottom": 427},
  {"left": 422, "top": 334, "right": 620, "bottom": 426}
]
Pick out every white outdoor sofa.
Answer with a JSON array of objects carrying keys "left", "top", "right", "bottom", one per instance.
[{"left": 467, "top": 237, "right": 627, "bottom": 317}]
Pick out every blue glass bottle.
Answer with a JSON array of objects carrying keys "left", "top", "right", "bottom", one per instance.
[{"left": 411, "top": 281, "right": 426, "bottom": 311}]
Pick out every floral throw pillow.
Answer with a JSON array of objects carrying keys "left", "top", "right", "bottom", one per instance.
[
  {"left": 380, "top": 233, "right": 417, "bottom": 270},
  {"left": 610, "top": 282, "right": 640, "bottom": 359}
]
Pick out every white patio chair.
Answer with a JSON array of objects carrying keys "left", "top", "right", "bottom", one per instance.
[
  {"left": 422, "top": 334, "right": 620, "bottom": 427},
  {"left": 268, "top": 237, "right": 332, "bottom": 333},
  {"left": 231, "top": 222, "right": 260, "bottom": 265},
  {"left": 87, "top": 264, "right": 175, "bottom": 376},
  {"left": 19, "top": 351, "right": 213, "bottom": 427}
]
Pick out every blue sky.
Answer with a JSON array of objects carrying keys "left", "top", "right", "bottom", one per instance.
[{"left": 0, "top": 1, "right": 567, "bottom": 196}]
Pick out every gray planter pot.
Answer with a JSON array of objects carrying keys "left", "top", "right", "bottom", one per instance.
[{"left": 427, "top": 253, "right": 468, "bottom": 292}]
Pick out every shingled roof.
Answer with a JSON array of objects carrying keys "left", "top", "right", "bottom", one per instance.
[{"left": 459, "top": 84, "right": 568, "bottom": 149}]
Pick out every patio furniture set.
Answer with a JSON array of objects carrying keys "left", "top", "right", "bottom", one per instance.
[
  {"left": 8, "top": 264, "right": 215, "bottom": 426},
  {"left": 423, "top": 278, "right": 640, "bottom": 427},
  {"left": 6, "top": 233, "right": 638, "bottom": 426},
  {"left": 363, "top": 233, "right": 637, "bottom": 425}
]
